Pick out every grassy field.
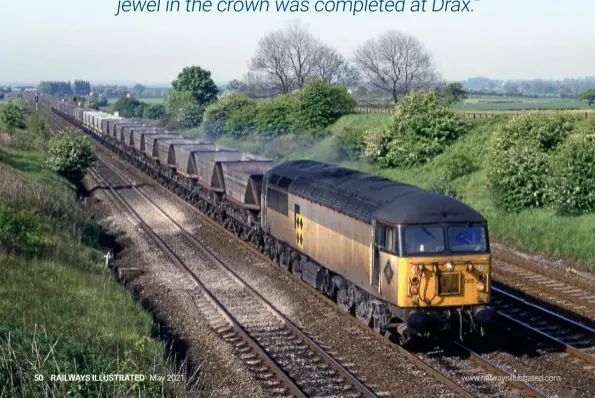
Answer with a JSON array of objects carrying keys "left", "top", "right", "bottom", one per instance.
[
  {"left": 454, "top": 96, "right": 591, "bottom": 111},
  {"left": 100, "top": 97, "right": 165, "bottom": 113},
  {"left": 356, "top": 96, "right": 594, "bottom": 113},
  {"left": 0, "top": 119, "right": 203, "bottom": 396}
]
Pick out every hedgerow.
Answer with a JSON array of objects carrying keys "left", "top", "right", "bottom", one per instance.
[
  {"left": 254, "top": 94, "right": 298, "bottom": 140},
  {"left": 547, "top": 133, "right": 595, "bottom": 215},
  {"left": 292, "top": 79, "right": 356, "bottom": 137},
  {"left": 364, "top": 89, "right": 467, "bottom": 167},
  {"left": 202, "top": 93, "right": 256, "bottom": 138},
  {"left": 487, "top": 112, "right": 576, "bottom": 212}
]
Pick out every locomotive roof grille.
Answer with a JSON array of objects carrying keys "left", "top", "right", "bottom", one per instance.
[{"left": 265, "top": 160, "right": 486, "bottom": 225}]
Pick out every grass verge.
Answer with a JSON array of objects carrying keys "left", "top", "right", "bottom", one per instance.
[{"left": 0, "top": 124, "right": 205, "bottom": 396}]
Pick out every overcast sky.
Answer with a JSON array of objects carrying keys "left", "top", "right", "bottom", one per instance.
[{"left": 1, "top": 0, "right": 593, "bottom": 85}]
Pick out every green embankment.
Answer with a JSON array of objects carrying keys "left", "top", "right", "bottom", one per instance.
[
  {"left": 0, "top": 120, "right": 202, "bottom": 396},
  {"left": 204, "top": 112, "right": 595, "bottom": 270}
]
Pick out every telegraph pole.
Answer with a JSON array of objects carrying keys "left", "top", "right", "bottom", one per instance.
[{"left": 35, "top": 92, "right": 38, "bottom": 112}]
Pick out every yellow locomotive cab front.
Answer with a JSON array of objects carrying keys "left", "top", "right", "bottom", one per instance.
[
  {"left": 374, "top": 221, "right": 494, "bottom": 340},
  {"left": 397, "top": 255, "right": 491, "bottom": 308}
]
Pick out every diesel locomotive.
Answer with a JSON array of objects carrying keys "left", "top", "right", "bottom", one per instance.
[{"left": 51, "top": 99, "right": 494, "bottom": 343}]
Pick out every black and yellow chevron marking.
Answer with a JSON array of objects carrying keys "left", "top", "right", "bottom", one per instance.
[{"left": 295, "top": 214, "right": 304, "bottom": 249}]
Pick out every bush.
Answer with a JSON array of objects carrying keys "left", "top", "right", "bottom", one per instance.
[
  {"left": 487, "top": 112, "right": 576, "bottom": 212},
  {"left": 142, "top": 104, "right": 167, "bottom": 120},
  {"left": 332, "top": 125, "right": 366, "bottom": 160},
  {"left": 0, "top": 102, "right": 25, "bottom": 134},
  {"left": 164, "top": 90, "right": 196, "bottom": 117},
  {"left": 0, "top": 200, "right": 45, "bottom": 255},
  {"left": 88, "top": 97, "right": 108, "bottom": 110},
  {"left": 225, "top": 104, "right": 258, "bottom": 138},
  {"left": 293, "top": 79, "right": 357, "bottom": 137},
  {"left": 547, "top": 133, "right": 595, "bottom": 215},
  {"left": 364, "top": 89, "right": 467, "bottom": 168},
  {"left": 176, "top": 102, "right": 204, "bottom": 128},
  {"left": 113, "top": 97, "right": 146, "bottom": 118},
  {"left": 47, "top": 131, "right": 95, "bottom": 183},
  {"left": 254, "top": 94, "right": 298, "bottom": 140},
  {"left": 202, "top": 93, "right": 256, "bottom": 138}
]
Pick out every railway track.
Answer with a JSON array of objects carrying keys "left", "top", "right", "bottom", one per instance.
[
  {"left": 40, "top": 99, "right": 571, "bottom": 397},
  {"left": 492, "top": 254, "right": 595, "bottom": 318},
  {"left": 491, "top": 285, "right": 595, "bottom": 365},
  {"left": 90, "top": 155, "right": 379, "bottom": 398},
  {"left": 93, "top": 149, "right": 547, "bottom": 398}
]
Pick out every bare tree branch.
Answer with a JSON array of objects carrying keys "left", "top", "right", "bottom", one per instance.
[
  {"left": 353, "top": 31, "right": 439, "bottom": 102},
  {"left": 248, "top": 22, "right": 358, "bottom": 96}
]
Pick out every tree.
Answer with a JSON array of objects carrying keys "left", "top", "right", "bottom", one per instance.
[
  {"left": 579, "top": 88, "right": 595, "bottom": 107},
  {"left": 315, "top": 45, "right": 360, "bottom": 89},
  {"left": 202, "top": 93, "right": 257, "bottom": 138},
  {"left": 73, "top": 80, "right": 91, "bottom": 96},
  {"left": 438, "top": 82, "right": 467, "bottom": 105},
  {"left": 254, "top": 94, "right": 298, "bottom": 140},
  {"left": 143, "top": 104, "right": 167, "bottom": 120},
  {"left": 248, "top": 22, "right": 357, "bottom": 95},
  {"left": 293, "top": 79, "right": 357, "bottom": 137},
  {"left": 0, "top": 102, "right": 25, "bottom": 135},
  {"left": 176, "top": 103, "right": 205, "bottom": 128},
  {"left": 47, "top": 131, "right": 96, "bottom": 183},
  {"left": 353, "top": 31, "right": 439, "bottom": 103},
  {"left": 132, "top": 84, "right": 147, "bottom": 97},
  {"left": 113, "top": 96, "right": 146, "bottom": 117},
  {"left": 227, "top": 79, "right": 248, "bottom": 92},
  {"left": 88, "top": 97, "right": 108, "bottom": 110},
  {"left": 171, "top": 66, "right": 219, "bottom": 106},
  {"left": 364, "top": 89, "right": 466, "bottom": 167},
  {"left": 165, "top": 90, "right": 198, "bottom": 117}
]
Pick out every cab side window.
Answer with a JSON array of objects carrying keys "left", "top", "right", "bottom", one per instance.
[
  {"left": 385, "top": 227, "right": 395, "bottom": 252},
  {"left": 375, "top": 222, "right": 398, "bottom": 255}
]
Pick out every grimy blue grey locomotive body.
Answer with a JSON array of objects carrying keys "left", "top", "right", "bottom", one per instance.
[{"left": 52, "top": 100, "right": 494, "bottom": 344}]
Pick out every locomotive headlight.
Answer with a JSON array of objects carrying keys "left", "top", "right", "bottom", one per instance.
[
  {"left": 476, "top": 282, "right": 486, "bottom": 292},
  {"left": 446, "top": 262, "right": 454, "bottom": 272},
  {"left": 411, "top": 266, "right": 418, "bottom": 275},
  {"left": 477, "top": 264, "right": 484, "bottom": 272},
  {"left": 411, "top": 285, "right": 419, "bottom": 295},
  {"left": 411, "top": 276, "right": 419, "bottom": 285},
  {"left": 466, "top": 263, "right": 473, "bottom": 272}
]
